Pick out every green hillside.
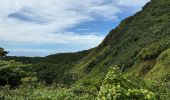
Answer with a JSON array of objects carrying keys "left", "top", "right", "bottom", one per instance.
[{"left": 1, "top": 0, "right": 170, "bottom": 99}]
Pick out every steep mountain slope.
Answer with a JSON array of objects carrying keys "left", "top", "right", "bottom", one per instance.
[
  {"left": 63, "top": 1, "right": 170, "bottom": 98},
  {"left": 71, "top": 0, "right": 170, "bottom": 80}
]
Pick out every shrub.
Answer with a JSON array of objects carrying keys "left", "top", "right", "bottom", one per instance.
[{"left": 98, "top": 67, "right": 156, "bottom": 100}]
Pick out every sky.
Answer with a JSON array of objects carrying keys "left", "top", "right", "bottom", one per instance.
[{"left": 0, "top": 0, "right": 150, "bottom": 57}]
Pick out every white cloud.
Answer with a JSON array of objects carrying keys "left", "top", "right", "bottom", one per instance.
[
  {"left": 0, "top": 0, "right": 149, "bottom": 56},
  {"left": 117, "top": 0, "right": 150, "bottom": 7},
  {"left": 0, "top": 32, "right": 104, "bottom": 45}
]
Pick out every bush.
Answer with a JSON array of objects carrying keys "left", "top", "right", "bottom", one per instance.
[{"left": 98, "top": 67, "right": 156, "bottom": 100}]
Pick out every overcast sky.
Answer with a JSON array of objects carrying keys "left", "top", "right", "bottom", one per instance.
[{"left": 0, "top": 0, "right": 150, "bottom": 56}]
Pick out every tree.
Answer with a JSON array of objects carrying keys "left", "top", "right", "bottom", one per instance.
[
  {"left": 0, "top": 47, "right": 8, "bottom": 59},
  {"left": 0, "top": 61, "right": 29, "bottom": 87},
  {"left": 34, "top": 63, "right": 58, "bottom": 84}
]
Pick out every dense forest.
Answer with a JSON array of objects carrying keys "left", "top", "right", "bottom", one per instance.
[{"left": 0, "top": 0, "right": 170, "bottom": 99}]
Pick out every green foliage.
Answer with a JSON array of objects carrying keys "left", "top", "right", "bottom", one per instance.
[
  {"left": 4, "top": 50, "right": 91, "bottom": 86},
  {"left": 138, "top": 44, "right": 163, "bottom": 60},
  {"left": 61, "top": 72, "right": 78, "bottom": 85},
  {"left": 157, "top": 49, "right": 170, "bottom": 67},
  {"left": 0, "top": 47, "right": 8, "bottom": 58},
  {"left": 0, "top": 60, "right": 33, "bottom": 87},
  {"left": 33, "top": 62, "right": 77, "bottom": 86},
  {"left": 0, "top": 85, "right": 95, "bottom": 100},
  {"left": 146, "top": 49, "right": 170, "bottom": 82},
  {"left": 33, "top": 63, "right": 59, "bottom": 84},
  {"left": 138, "top": 41, "right": 170, "bottom": 61},
  {"left": 21, "top": 77, "right": 38, "bottom": 86},
  {"left": 145, "top": 80, "right": 170, "bottom": 100},
  {"left": 98, "top": 67, "right": 156, "bottom": 100}
]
